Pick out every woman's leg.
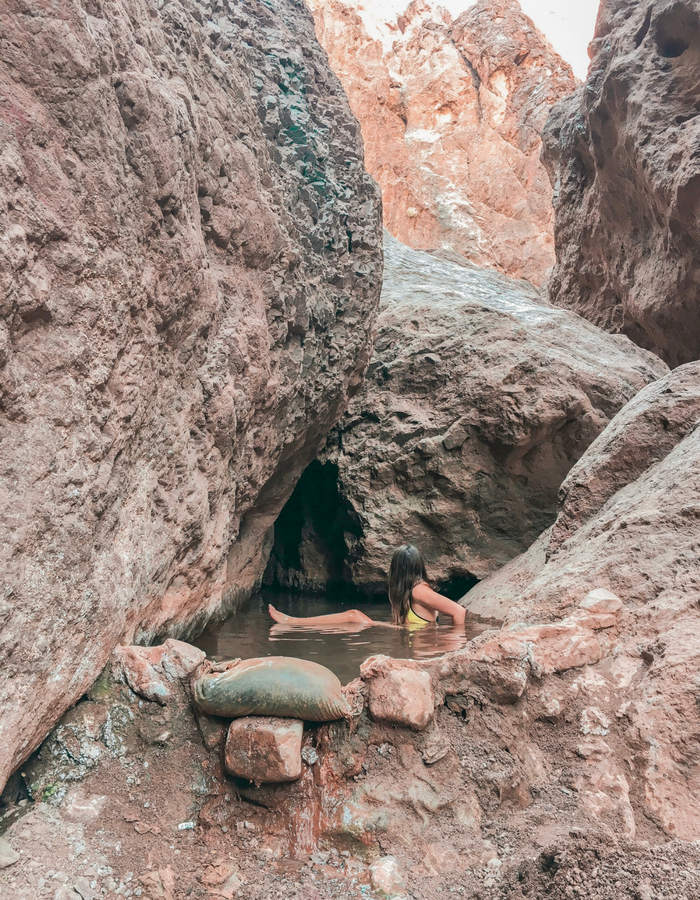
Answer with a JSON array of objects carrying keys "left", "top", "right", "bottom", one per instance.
[{"left": 268, "top": 605, "right": 374, "bottom": 626}]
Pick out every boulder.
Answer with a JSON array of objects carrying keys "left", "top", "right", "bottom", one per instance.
[
  {"left": 284, "top": 235, "right": 666, "bottom": 590},
  {"left": 461, "top": 362, "right": 700, "bottom": 838},
  {"left": 361, "top": 657, "right": 435, "bottom": 731},
  {"left": 542, "top": 0, "right": 700, "bottom": 366},
  {"left": 111, "top": 640, "right": 206, "bottom": 705},
  {"left": 308, "top": 0, "right": 578, "bottom": 286},
  {"left": 224, "top": 717, "right": 303, "bottom": 784},
  {"left": 0, "top": 0, "right": 381, "bottom": 793}
]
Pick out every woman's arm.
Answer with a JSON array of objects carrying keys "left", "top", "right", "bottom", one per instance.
[{"left": 412, "top": 583, "right": 466, "bottom": 625}]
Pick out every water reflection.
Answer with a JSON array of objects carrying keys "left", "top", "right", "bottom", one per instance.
[{"left": 193, "top": 588, "right": 491, "bottom": 684}]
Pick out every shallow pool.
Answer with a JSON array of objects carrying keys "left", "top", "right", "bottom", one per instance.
[{"left": 193, "top": 588, "right": 493, "bottom": 684}]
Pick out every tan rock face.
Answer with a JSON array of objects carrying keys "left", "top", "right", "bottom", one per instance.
[
  {"left": 224, "top": 717, "right": 303, "bottom": 783},
  {"left": 303, "top": 236, "right": 666, "bottom": 590},
  {"left": 463, "top": 362, "right": 700, "bottom": 839},
  {"left": 542, "top": 0, "right": 700, "bottom": 367},
  {"left": 308, "top": 0, "right": 578, "bottom": 286},
  {"left": 0, "top": 0, "right": 382, "bottom": 791}
]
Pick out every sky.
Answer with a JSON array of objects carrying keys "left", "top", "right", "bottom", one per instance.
[{"left": 374, "top": 0, "right": 601, "bottom": 80}]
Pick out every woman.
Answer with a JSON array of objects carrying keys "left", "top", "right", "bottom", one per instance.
[{"left": 268, "top": 544, "right": 466, "bottom": 628}]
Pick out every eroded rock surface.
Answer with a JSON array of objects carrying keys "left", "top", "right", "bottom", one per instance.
[
  {"left": 0, "top": 0, "right": 382, "bottom": 791},
  {"left": 308, "top": 0, "right": 578, "bottom": 286},
  {"left": 463, "top": 362, "right": 700, "bottom": 839},
  {"left": 542, "top": 0, "right": 700, "bottom": 366},
  {"left": 303, "top": 236, "right": 667, "bottom": 590}
]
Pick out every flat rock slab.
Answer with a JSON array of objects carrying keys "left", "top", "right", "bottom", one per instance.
[{"left": 225, "top": 717, "right": 303, "bottom": 783}]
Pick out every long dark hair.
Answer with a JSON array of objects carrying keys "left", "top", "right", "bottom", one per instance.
[{"left": 389, "top": 544, "right": 429, "bottom": 625}]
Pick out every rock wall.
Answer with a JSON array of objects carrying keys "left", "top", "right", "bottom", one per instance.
[
  {"left": 297, "top": 235, "right": 667, "bottom": 592},
  {"left": 463, "top": 362, "right": 700, "bottom": 838},
  {"left": 542, "top": 0, "right": 700, "bottom": 367},
  {"left": 307, "top": 0, "right": 578, "bottom": 287},
  {"left": 0, "top": 0, "right": 382, "bottom": 791}
]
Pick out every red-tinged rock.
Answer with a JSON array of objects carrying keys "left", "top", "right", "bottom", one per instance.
[
  {"left": 362, "top": 657, "right": 434, "bottom": 731},
  {"left": 309, "top": 0, "right": 578, "bottom": 287},
  {"left": 542, "top": 1, "right": 700, "bottom": 366},
  {"left": 225, "top": 717, "right": 303, "bottom": 784},
  {"left": 112, "top": 640, "right": 205, "bottom": 705}
]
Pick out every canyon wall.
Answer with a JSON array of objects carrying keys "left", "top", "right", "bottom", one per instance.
[
  {"left": 542, "top": 0, "right": 700, "bottom": 367},
  {"left": 0, "top": 0, "right": 382, "bottom": 791},
  {"left": 271, "top": 235, "right": 668, "bottom": 593},
  {"left": 308, "top": 0, "right": 578, "bottom": 287}
]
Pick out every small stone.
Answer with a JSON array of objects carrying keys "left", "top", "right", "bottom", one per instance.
[
  {"left": 0, "top": 838, "right": 20, "bottom": 869},
  {"left": 580, "top": 706, "right": 611, "bottom": 736},
  {"left": 301, "top": 745, "right": 319, "bottom": 766},
  {"left": 369, "top": 856, "right": 406, "bottom": 899},
  {"left": 73, "top": 876, "right": 100, "bottom": 900},
  {"left": 225, "top": 717, "right": 303, "bottom": 783},
  {"left": 578, "top": 589, "right": 623, "bottom": 616},
  {"left": 442, "top": 422, "right": 468, "bottom": 451}
]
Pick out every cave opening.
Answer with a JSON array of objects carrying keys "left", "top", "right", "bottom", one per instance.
[{"left": 264, "top": 459, "right": 363, "bottom": 595}]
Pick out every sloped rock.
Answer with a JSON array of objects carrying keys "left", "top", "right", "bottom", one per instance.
[
  {"left": 0, "top": 0, "right": 381, "bottom": 792},
  {"left": 462, "top": 363, "right": 700, "bottom": 838},
  {"left": 225, "top": 717, "right": 303, "bottom": 783},
  {"left": 308, "top": 0, "right": 578, "bottom": 286},
  {"left": 550, "top": 361, "right": 700, "bottom": 553},
  {"left": 542, "top": 0, "right": 700, "bottom": 366},
  {"left": 316, "top": 235, "right": 667, "bottom": 589}
]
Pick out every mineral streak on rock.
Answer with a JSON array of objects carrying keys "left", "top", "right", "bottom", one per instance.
[
  {"left": 463, "top": 362, "right": 700, "bottom": 839},
  {"left": 308, "top": 0, "right": 579, "bottom": 286},
  {"left": 0, "top": 0, "right": 382, "bottom": 792},
  {"left": 317, "top": 235, "right": 667, "bottom": 590},
  {"left": 542, "top": 0, "right": 700, "bottom": 367}
]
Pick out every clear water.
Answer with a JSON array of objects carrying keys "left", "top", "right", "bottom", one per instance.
[{"left": 193, "top": 587, "right": 493, "bottom": 684}]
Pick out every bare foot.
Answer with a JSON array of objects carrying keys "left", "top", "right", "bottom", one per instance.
[{"left": 268, "top": 604, "right": 290, "bottom": 624}]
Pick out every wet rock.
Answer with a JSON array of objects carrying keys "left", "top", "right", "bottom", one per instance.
[
  {"left": 309, "top": 0, "right": 578, "bottom": 286},
  {"left": 321, "top": 235, "right": 666, "bottom": 589},
  {"left": 0, "top": 0, "right": 382, "bottom": 792},
  {"left": 542, "top": 1, "right": 700, "bottom": 366},
  {"left": 0, "top": 838, "right": 19, "bottom": 869},
  {"left": 225, "top": 717, "right": 303, "bottom": 783},
  {"left": 369, "top": 856, "right": 407, "bottom": 899},
  {"left": 362, "top": 657, "right": 434, "bottom": 731},
  {"left": 111, "top": 640, "right": 205, "bottom": 705}
]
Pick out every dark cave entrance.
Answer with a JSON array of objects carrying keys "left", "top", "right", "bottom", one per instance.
[{"left": 264, "top": 459, "right": 363, "bottom": 594}]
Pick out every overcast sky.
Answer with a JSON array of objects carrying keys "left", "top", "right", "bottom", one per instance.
[{"left": 374, "top": 1, "right": 601, "bottom": 80}]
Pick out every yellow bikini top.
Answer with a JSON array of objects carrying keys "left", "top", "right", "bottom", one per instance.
[{"left": 406, "top": 604, "right": 433, "bottom": 630}]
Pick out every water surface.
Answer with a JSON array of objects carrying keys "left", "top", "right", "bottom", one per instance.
[{"left": 194, "top": 588, "right": 492, "bottom": 684}]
